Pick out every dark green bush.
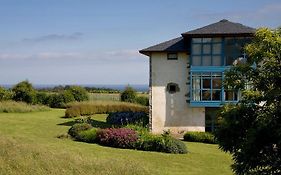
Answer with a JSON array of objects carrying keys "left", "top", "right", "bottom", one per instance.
[
  {"left": 106, "top": 112, "right": 149, "bottom": 127},
  {"left": 35, "top": 92, "right": 50, "bottom": 105},
  {"left": 65, "top": 86, "right": 89, "bottom": 102},
  {"left": 183, "top": 132, "right": 216, "bottom": 144},
  {"left": 65, "top": 102, "right": 148, "bottom": 118},
  {"left": 68, "top": 123, "right": 93, "bottom": 140},
  {"left": 12, "top": 81, "right": 36, "bottom": 104},
  {"left": 48, "top": 91, "right": 75, "bottom": 108},
  {"left": 0, "top": 87, "right": 13, "bottom": 101},
  {"left": 135, "top": 96, "right": 149, "bottom": 106},
  {"left": 121, "top": 86, "right": 137, "bottom": 103}
]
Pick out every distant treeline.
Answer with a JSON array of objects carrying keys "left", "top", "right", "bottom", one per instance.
[{"left": 38, "top": 85, "right": 120, "bottom": 94}]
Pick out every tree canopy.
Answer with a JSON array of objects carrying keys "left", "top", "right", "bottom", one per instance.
[{"left": 216, "top": 28, "right": 281, "bottom": 175}]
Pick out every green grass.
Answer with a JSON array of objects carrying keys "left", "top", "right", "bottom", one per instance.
[{"left": 0, "top": 110, "right": 233, "bottom": 175}]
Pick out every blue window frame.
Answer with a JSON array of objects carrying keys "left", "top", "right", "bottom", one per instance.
[{"left": 189, "top": 37, "right": 251, "bottom": 107}]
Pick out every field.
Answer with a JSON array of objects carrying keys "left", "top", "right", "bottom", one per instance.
[
  {"left": 0, "top": 110, "right": 233, "bottom": 175},
  {"left": 88, "top": 92, "right": 148, "bottom": 101}
]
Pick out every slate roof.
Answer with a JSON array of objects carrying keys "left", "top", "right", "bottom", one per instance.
[
  {"left": 182, "top": 19, "right": 255, "bottom": 37},
  {"left": 139, "top": 19, "right": 255, "bottom": 55},
  {"left": 139, "top": 37, "right": 188, "bottom": 56}
]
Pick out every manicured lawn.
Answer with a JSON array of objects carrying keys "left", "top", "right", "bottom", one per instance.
[{"left": 0, "top": 110, "right": 233, "bottom": 175}]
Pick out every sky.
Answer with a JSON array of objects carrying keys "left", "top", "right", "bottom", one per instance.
[{"left": 0, "top": 0, "right": 280, "bottom": 85}]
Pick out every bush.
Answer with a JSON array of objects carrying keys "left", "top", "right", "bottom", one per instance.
[
  {"left": 65, "top": 101, "right": 148, "bottom": 118},
  {"left": 12, "top": 81, "right": 36, "bottom": 104},
  {"left": 77, "top": 128, "right": 98, "bottom": 143},
  {"left": 183, "top": 132, "right": 216, "bottom": 144},
  {"left": 135, "top": 96, "right": 149, "bottom": 106},
  {"left": 96, "top": 128, "right": 138, "bottom": 149},
  {"left": 65, "top": 86, "right": 89, "bottom": 102},
  {"left": 120, "top": 86, "right": 137, "bottom": 103},
  {"left": 35, "top": 92, "right": 50, "bottom": 105},
  {"left": 136, "top": 131, "right": 187, "bottom": 154},
  {"left": 0, "top": 101, "right": 49, "bottom": 113},
  {"left": 0, "top": 87, "right": 13, "bottom": 101},
  {"left": 106, "top": 112, "right": 148, "bottom": 127},
  {"left": 48, "top": 91, "right": 75, "bottom": 108},
  {"left": 68, "top": 123, "right": 93, "bottom": 140}
]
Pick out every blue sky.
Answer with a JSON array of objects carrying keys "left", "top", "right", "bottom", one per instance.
[{"left": 0, "top": 0, "right": 280, "bottom": 85}]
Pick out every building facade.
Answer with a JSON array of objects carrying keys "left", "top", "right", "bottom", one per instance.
[{"left": 140, "top": 19, "right": 255, "bottom": 134}]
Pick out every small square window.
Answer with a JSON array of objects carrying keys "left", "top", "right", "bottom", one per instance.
[
  {"left": 167, "top": 83, "right": 180, "bottom": 94},
  {"left": 167, "top": 53, "right": 178, "bottom": 60}
]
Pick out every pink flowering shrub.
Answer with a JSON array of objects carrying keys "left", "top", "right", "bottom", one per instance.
[{"left": 97, "top": 128, "right": 138, "bottom": 148}]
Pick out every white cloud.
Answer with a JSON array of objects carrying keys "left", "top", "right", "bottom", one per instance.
[{"left": 22, "top": 32, "right": 83, "bottom": 43}]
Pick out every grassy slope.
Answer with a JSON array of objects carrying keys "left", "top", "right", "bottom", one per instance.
[{"left": 0, "top": 110, "right": 233, "bottom": 175}]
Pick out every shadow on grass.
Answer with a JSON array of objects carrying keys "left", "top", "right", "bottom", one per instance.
[{"left": 57, "top": 119, "right": 111, "bottom": 129}]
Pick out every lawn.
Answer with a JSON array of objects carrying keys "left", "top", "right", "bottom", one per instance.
[{"left": 0, "top": 109, "right": 233, "bottom": 175}]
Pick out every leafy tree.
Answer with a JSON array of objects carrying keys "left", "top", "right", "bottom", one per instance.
[
  {"left": 216, "top": 28, "right": 281, "bottom": 175},
  {"left": 12, "top": 81, "right": 36, "bottom": 104},
  {"left": 0, "top": 86, "right": 12, "bottom": 101},
  {"left": 65, "top": 86, "right": 89, "bottom": 102},
  {"left": 120, "top": 86, "right": 137, "bottom": 103}
]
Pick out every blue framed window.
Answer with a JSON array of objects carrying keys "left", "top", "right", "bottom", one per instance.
[{"left": 191, "top": 38, "right": 223, "bottom": 66}]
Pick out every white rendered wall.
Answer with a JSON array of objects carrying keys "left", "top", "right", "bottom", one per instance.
[{"left": 150, "top": 52, "right": 205, "bottom": 134}]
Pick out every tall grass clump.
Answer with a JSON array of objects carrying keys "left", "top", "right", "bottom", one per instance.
[
  {"left": 0, "top": 101, "right": 50, "bottom": 113},
  {"left": 65, "top": 101, "right": 148, "bottom": 118}
]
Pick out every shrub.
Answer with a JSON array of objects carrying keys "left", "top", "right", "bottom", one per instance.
[
  {"left": 68, "top": 123, "right": 93, "bottom": 140},
  {"left": 77, "top": 128, "right": 98, "bottom": 143},
  {"left": 48, "top": 91, "right": 75, "bottom": 108},
  {"left": 65, "top": 86, "right": 89, "bottom": 102},
  {"left": 120, "top": 86, "right": 137, "bottom": 103},
  {"left": 183, "top": 132, "right": 216, "bottom": 144},
  {"left": 106, "top": 112, "right": 148, "bottom": 127},
  {"left": 136, "top": 131, "right": 187, "bottom": 154},
  {"left": 65, "top": 101, "right": 148, "bottom": 118},
  {"left": 35, "top": 92, "right": 50, "bottom": 105},
  {"left": 12, "top": 81, "right": 36, "bottom": 104},
  {"left": 0, "top": 101, "right": 49, "bottom": 113},
  {"left": 135, "top": 96, "right": 149, "bottom": 106},
  {"left": 96, "top": 128, "right": 138, "bottom": 149},
  {"left": 0, "top": 87, "right": 13, "bottom": 101}
]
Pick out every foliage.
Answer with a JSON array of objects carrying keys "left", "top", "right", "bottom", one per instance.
[
  {"left": 97, "top": 128, "right": 138, "bottom": 149},
  {"left": 183, "top": 132, "right": 216, "bottom": 144},
  {"left": 68, "top": 123, "right": 93, "bottom": 140},
  {"left": 215, "top": 28, "right": 281, "bottom": 175},
  {"left": 12, "top": 81, "right": 36, "bottom": 104},
  {"left": 35, "top": 92, "right": 50, "bottom": 105},
  {"left": 134, "top": 96, "right": 149, "bottom": 106},
  {"left": 76, "top": 128, "right": 98, "bottom": 143},
  {"left": 0, "top": 101, "right": 49, "bottom": 113},
  {"left": 0, "top": 87, "right": 13, "bottom": 101},
  {"left": 136, "top": 131, "right": 187, "bottom": 154},
  {"left": 65, "top": 86, "right": 89, "bottom": 102},
  {"left": 120, "top": 86, "right": 137, "bottom": 103},
  {"left": 106, "top": 112, "right": 148, "bottom": 127},
  {"left": 65, "top": 101, "right": 148, "bottom": 118},
  {"left": 48, "top": 91, "right": 75, "bottom": 108}
]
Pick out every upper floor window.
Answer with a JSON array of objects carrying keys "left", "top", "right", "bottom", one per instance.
[
  {"left": 167, "top": 53, "right": 178, "bottom": 60},
  {"left": 225, "top": 37, "right": 251, "bottom": 65},
  {"left": 191, "top": 38, "right": 223, "bottom": 66}
]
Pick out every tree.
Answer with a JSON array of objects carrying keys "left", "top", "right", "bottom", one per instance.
[
  {"left": 120, "top": 86, "right": 137, "bottom": 103},
  {"left": 12, "top": 80, "right": 36, "bottom": 104},
  {"left": 215, "top": 28, "right": 281, "bottom": 175},
  {"left": 0, "top": 86, "right": 12, "bottom": 101},
  {"left": 65, "top": 86, "right": 89, "bottom": 102}
]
